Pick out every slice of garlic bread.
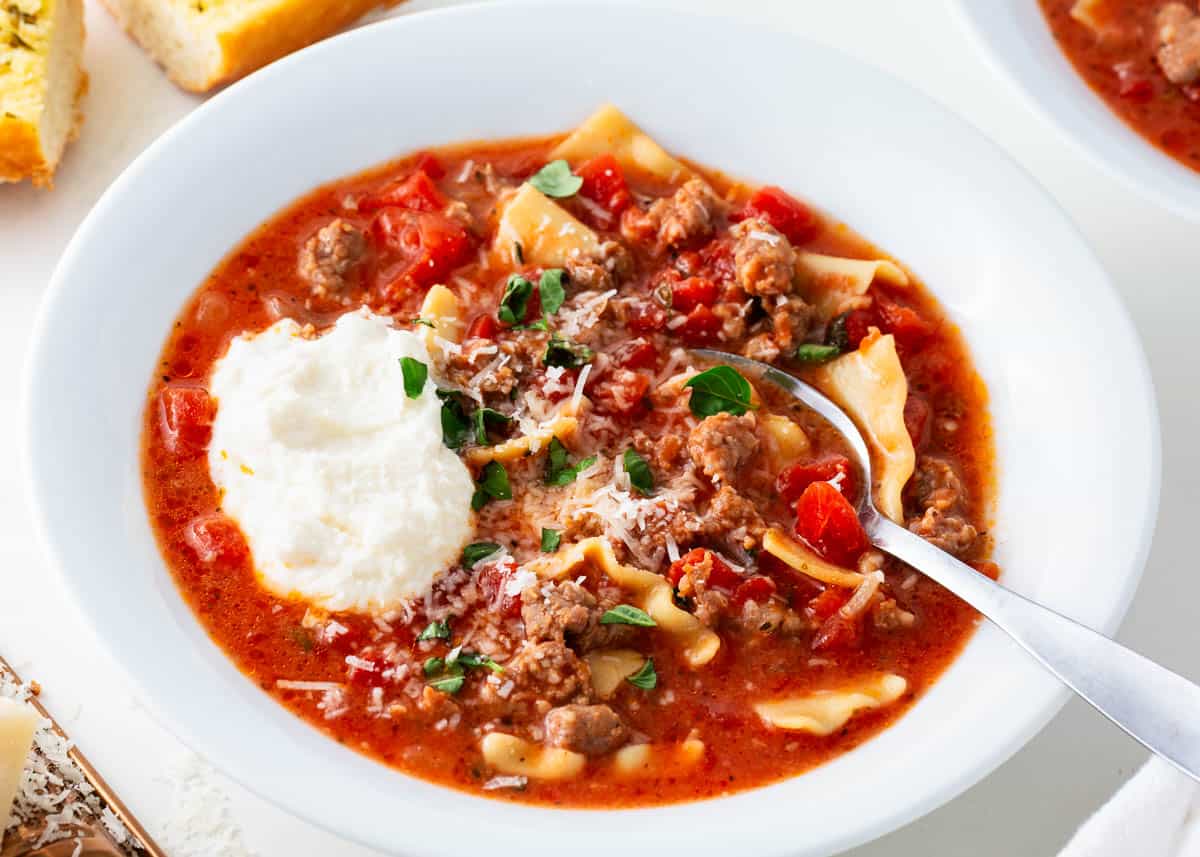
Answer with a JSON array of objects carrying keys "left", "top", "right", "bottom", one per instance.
[
  {"left": 0, "top": 0, "right": 86, "bottom": 187},
  {"left": 101, "top": 0, "right": 402, "bottom": 93}
]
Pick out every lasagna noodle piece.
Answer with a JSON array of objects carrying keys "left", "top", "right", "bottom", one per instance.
[
  {"left": 464, "top": 409, "right": 579, "bottom": 468},
  {"left": 795, "top": 252, "right": 909, "bottom": 319},
  {"left": 612, "top": 739, "right": 705, "bottom": 776},
  {"left": 530, "top": 538, "right": 721, "bottom": 668},
  {"left": 0, "top": 0, "right": 87, "bottom": 187},
  {"left": 0, "top": 697, "right": 39, "bottom": 824},
  {"left": 584, "top": 649, "right": 646, "bottom": 699},
  {"left": 417, "top": 284, "right": 464, "bottom": 351},
  {"left": 761, "top": 528, "right": 865, "bottom": 589},
  {"left": 494, "top": 183, "right": 601, "bottom": 267},
  {"left": 551, "top": 103, "right": 690, "bottom": 184},
  {"left": 760, "top": 414, "right": 811, "bottom": 469},
  {"left": 97, "top": 0, "right": 403, "bottom": 92},
  {"left": 754, "top": 673, "right": 908, "bottom": 736},
  {"left": 480, "top": 733, "right": 585, "bottom": 780},
  {"left": 812, "top": 331, "right": 915, "bottom": 522}
]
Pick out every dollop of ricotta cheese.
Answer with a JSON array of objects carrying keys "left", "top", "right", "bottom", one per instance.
[{"left": 207, "top": 309, "right": 474, "bottom": 612}]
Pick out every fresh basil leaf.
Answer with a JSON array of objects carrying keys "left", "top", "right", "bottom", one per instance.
[
  {"left": 423, "top": 656, "right": 445, "bottom": 676},
  {"left": 793, "top": 343, "right": 842, "bottom": 364},
  {"left": 461, "top": 542, "right": 501, "bottom": 567},
  {"left": 539, "top": 269, "right": 566, "bottom": 316},
  {"left": 544, "top": 437, "right": 595, "bottom": 487},
  {"left": 428, "top": 673, "right": 465, "bottom": 694},
  {"left": 457, "top": 652, "right": 505, "bottom": 674},
  {"left": 400, "top": 357, "right": 428, "bottom": 399},
  {"left": 417, "top": 619, "right": 451, "bottom": 641},
  {"left": 473, "top": 407, "right": 512, "bottom": 445},
  {"left": 600, "top": 604, "right": 656, "bottom": 627},
  {"left": 498, "top": 274, "right": 534, "bottom": 325},
  {"left": 626, "top": 657, "right": 657, "bottom": 690},
  {"left": 540, "top": 528, "right": 561, "bottom": 553},
  {"left": 529, "top": 159, "right": 582, "bottom": 198},
  {"left": 623, "top": 448, "right": 654, "bottom": 496},
  {"left": 437, "top": 390, "right": 472, "bottom": 450},
  {"left": 472, "top": 461, "right": 512, "bottom": 511},
  {"left": 683, "top": 365, "right": 757, "bottom": 417},
  {"left": 411, "top": 317, "right": 435, "bottom": 328},
  {"left": 827, "top": 312, "right": 850, "bottom": 352},
  {"left": 543, "top": 333, "right": 593, "bottom": 368}
]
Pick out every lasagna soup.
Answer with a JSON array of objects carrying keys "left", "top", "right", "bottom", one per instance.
[
  {"left": 142, "top": 106, "right": 997, "bottom": 805},
  {"left": 1042, "top": 0, "right": 1200, "bottom": 172}
]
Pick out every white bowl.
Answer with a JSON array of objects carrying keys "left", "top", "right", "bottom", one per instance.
[
  {"left": 24, "top": 3, "right": 1160, "bottom": 856},
  {"left": 952, "top": 0, "right": 1200, "bottom": 220}
]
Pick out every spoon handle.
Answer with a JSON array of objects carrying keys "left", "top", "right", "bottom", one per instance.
[{"left": 869, "top": 514, "right": 1200, "bottom": 782}]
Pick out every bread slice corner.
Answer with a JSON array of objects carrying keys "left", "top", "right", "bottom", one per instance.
[
  {"left": 0, "top": 0, "right": 87, "bottom": 188},
  {"left": 101, "top": 0, "right": 402, "bottom": 93}
]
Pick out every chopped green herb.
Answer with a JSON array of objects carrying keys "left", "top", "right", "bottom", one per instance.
[
  {"left": 456, "top": 652, "right": 505, "bottom": 673},
  {"left": 417, "top": 619, "right": 452, "bottom": 641},
  {"left": 400, "top": 357, "right": 428, "bottom": 399},
  {"left": 538, "top": 269, "right": 566, "bottom": 316},
  {"left": 287, "top": 626, "right": 314, "bottom": 652},
  {"left": 793, "top": 343, "right": 842, "bottom": 364},
  {"left": 626, "top": 658, "right": 657, "bottom": 690},
  {"left": 540, "top": 528, "right": 561, "bottom": 553},
  {"left": 428, "top": 673, "right": 466, "bottom": 694},
  {"left": 543, "top": 334, "right": 593, "bottom": 368},
  {"left": 545, "top": 437, "right": 596, "bottom": 486},
  {"left": 623, "top": 448, "right": 654, "bottom": 496},
  {"left": 461, "top": 542, "right": 502, "bottom": 567},
  {"left": 600, "top": 605, "right": 656, "bottom": 627},
  {"left": 683, "top": 365, "right": 758, "bottom": 418},
  {"left": 437, "top": 390, "right": 472, "bottom": 449},
  {"left": 515, "top": 317, "right": 550, "bottom": 332},
  {"left": 423, "top": 656, "right": 445, "bottom": 676},
  {"left": 827, "top": 312, "right": 850, "bottom": 352},
  {"left": 498, "top": 274, "right": 535, "bottom": 325},
  {"left": 411, "top": 317, "right": 435, "bottom": 328},
  {"left": 472, "top": 461, "right": 512, "bottom": 510},
  {"left": 473, "top": 407, "right": 513, "bottom": 445},
  {"left": 529, "top": 159, "right": 582, "bottom": 198}
]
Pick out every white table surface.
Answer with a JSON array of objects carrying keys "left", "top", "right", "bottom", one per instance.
[{"left": 3, "top": 0, "right": 1197, "bottom": 854}]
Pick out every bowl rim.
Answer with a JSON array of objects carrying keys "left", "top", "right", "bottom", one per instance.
[
  {"left": 23, "top": 3, "right": 1162, "bottom": 856},
  {"left": 949, "top": 0, "right": 1200, "bottom": 221}
]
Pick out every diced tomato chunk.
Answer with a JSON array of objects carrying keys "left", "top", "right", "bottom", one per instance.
[
  {"left": 876, "top": 297, "right": 934, "bottom": 351},
  {"left": 970, "top": 560, "right": 1001, "bottom": 581},
  {"left": 476, "top": 559, "right": 523, "bottom": 618},
  {"left": 415, "top": 152, "right": 445, "bottom": 180},
  {"left": 811, "top": 613, "right": 861, "bottom": 652},
  {"left": 158, "top": 385, "right": 214, "bottom": 457},
  {"left": 466, "top": 313, "right": 499, "bottom": 341},
  {"left": 670, "top": 276, "right": 719, "bottom": 314},
  {"left": 776, "top": 456, "right": 858, "bottom": 506},
  {"left": 577, "top": 154, "right": 632, "bottom": 217},
  {"left": 843, "top": 308, "right": 879, "bottom": 351},
  {"left": 732, "top": 186, "right": 819, "bottom": 244},
  {"left": 676, "top": 305, "right": 722, "bottom": 344},
  {"left": 731, "top": 575, "right": 776, "bottom": 607},
  {"left": 667, "top": 548, "right": 741, "bottom": 591},
  {"left": 903, "top": 395, "right": 931, "bottom": 451},
  {"left": 807, "top": 587, "right": 851, "bottom": 621},
  {"left": 360, "top": 169, "right": 445, "bottom": 213},
  {"left": 1113, "top": 62, "right": 1154, "bottom": 103},
  {"left": 590, "top": 369, "right": 651, "bottom": 420},
  {"left": 612, "top": 338, "right": 658, "bottom": 371},
  {"left": 183, "top": 514, "right": 248, "bottom": 565},
  {"left": 626, "top": 299, "right": 667, "bottom": 334},
  {"left": 794, "top": 481, "right": 868, "bottom": 567},
  {"left": 373, "top": 209, "right": 474, "bottom": 297}
]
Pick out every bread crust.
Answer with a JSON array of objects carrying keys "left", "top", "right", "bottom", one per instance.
[
  {"left": 0, "top": 64, "right": 87, "bottom": 188},
  {"left": 102, "top": 0, "right": 403, "bottom": 93}
]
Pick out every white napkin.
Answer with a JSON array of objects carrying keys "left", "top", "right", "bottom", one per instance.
[{"left": 1060, "top": 757, "right": 1200, "bottom": 857}]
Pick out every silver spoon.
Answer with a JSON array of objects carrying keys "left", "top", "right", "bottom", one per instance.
[{"left": 695, "top": 348, "right": 1200, "bottom": 783}]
